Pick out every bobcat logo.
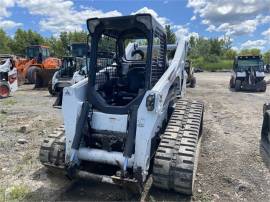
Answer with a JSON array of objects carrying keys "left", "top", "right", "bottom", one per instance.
[{"left": 64, "top": 89, "right": 71, "bottom": 96}]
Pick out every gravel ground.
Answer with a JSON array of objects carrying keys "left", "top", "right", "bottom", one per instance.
[{"left": 1, "top": 72, "right": 270, "bottom": 201}]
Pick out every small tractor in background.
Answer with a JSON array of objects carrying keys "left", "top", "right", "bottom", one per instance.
[
  {"left": 230, "top": 55, "right": 266, "bottom": 92},
  {"left": 16, "top": 45, "right": 61, "bottom": 88},
  {"left": 185, "top": 60, "right": 196, "bottom": 88},
  {"left": 49, "top": 43, "right": 89, "bottom": 106},
  {"left": 39, "top": 14, "right": 204, "bottom": 195},
  {"left": 0, "top": 57, "right": 18, "bottom": 99}
]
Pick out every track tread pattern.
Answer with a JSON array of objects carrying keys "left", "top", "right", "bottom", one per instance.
[
  {"left": 39, "top": 125, "right": 66, "bottom": 169},
  {"left": 152, "top": 99, "right": 204, "bottom": 195}
]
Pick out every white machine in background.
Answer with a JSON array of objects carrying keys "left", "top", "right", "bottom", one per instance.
[
  {"left": 0, "top": 58, "right": 18, "bottom": 99},
  {"left": 49, "top": 46, "right": 89, "bottom": 107}
]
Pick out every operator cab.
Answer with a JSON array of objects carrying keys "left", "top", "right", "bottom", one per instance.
[
  {"left": 59, "top": 56, "right": 85, "bottom": 78},
  {"left": 234, "top": 55, "right": 264, "bottom": 73},
  {"left": 70, "top": 43, "right": 88, "bottom": 58},
  {"left": 26, "top": 45, "right": 50, "bottom": 61},
  {"left": 87, "top": 14, "right": 166, "bottom": 114}
]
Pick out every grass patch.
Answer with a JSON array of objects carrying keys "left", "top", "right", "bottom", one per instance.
[
  {"left": 192, "top": 57, "right": 233, "bottom": 71},
  {"left": 8, "top": 184, "right": 30, "bottom": 201},
  {"left": 2, "top": 99, "right": 17, "bottom": 106},
  {"left": 22, "top": 152, "right": 33, "bottom": 164},
  {"left": 0, "top": 113, "right": 7, "bottom": 122},
  {"left": 197, "top": 192, "right": 212, "bottom": 202},
  {"left": 203, "top": 60, "right": 233, "bottom": 71},
  {"left": 0, "top": 187, "right": 5, "bottom": 202},
  {"left": 0, "top": 141, "right": 6, "bottom": 148},
  {"left": 13, "top": 165, "right": 24, "bottom": 174}
]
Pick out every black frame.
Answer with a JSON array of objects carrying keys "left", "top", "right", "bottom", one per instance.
[{"left": 86, "top": 14, "right": 166, "bottom": 114}]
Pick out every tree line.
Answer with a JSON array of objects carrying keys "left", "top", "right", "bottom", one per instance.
[
  {"left": 0, "top": 27, "right": 269, "bottom": 67},
  {"left": 0, "top": 28, "right": 87, "bottom": 57}
]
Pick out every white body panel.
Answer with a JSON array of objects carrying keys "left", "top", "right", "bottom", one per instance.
[
  {"left": 8, "top": 68, "right": 18, "bottom": 93},
  {"left": 62, "top": 78, "right": 88, "bottom": 159},
  {"left": 236, "top": 72, "right": 246, "bottom": 77},
  {"left": 256, "top": 71, "right": 265, "bottom": 77},
  {"left": 134, "top": 40, "right": 188, "bottom": 177},
  {"left": 73, "top": 68, "right": 87, "bottom": 83},
  {"left": 0, "top": 59, "right": 11, "bottom": 72},
  {"left": 0, "top": 59, "right": 18, "bottom": 94},
  {"left": 91, "top": 112, "right": 128, "bottom": 133}
]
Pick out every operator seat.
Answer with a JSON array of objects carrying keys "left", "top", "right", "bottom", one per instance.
[
  {"left": 127, "top": 67, "right": 145, "bottom": 93},
  {"left": 113, "top": 66, "right": 145, "bottom": 105}
]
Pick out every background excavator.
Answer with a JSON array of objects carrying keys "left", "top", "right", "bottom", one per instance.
[{"left": 16, "top": 45, "right": 61, "bottom": 88}]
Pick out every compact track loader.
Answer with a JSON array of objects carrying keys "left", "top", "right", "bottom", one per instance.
[
  {"left": 40, "top": 14, "right": 204, "bottom": 195},
  {"left": 49, "top": 43, "right": 88, "bottom": 96},
  {"left": 0, "top": 58, "right": 18, "bottom": 98},
  {"left": 230, "top": 55, "right": 266, "bottom": 92}
]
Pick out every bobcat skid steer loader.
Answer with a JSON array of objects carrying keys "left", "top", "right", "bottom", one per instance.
[{"left": 40, "top": 14, "right": 204, "bottom": 195}]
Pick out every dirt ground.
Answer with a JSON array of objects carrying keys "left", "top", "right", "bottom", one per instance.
[{"left": 1, "top": 72, "right": 270, "bottom": 201}]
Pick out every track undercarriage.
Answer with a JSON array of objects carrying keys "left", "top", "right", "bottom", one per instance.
[{"left": 40, "top": 98, "right": 204, "bottom": 194}]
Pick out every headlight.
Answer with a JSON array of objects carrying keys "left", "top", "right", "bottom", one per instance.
[{"left": 146, "top": 94, "right": 155, "bottom": 111}]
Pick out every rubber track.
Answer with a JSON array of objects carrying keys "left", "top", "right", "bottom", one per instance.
[
  {"left": 152, "top": 99, "right": 204, "bottom": 195},
  {"left": 39, "top": 125, "right": 66, "bottom": 170}
]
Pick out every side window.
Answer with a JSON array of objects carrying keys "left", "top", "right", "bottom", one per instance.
[
  {"left": 124, "top": 39, "right": 148, "bottom": 61},
  {"left": 97, "top": 35, "right": 116, "bottom": 71},
  {"left": 151, "top": 29, "right": 166, "bottom": 87},
  {"left": 42, "top": 48, "right": 47, "bottom": 58},
  {"left": 46, "top": 48, "right": 50, "bottom": 57}
]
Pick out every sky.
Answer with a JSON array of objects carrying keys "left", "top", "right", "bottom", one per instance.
[{"left": 0, "top": 0, "right": 270, "bottom": 52}]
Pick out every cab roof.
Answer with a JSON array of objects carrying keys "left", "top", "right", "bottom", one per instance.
[
  {"left": 237, "top": 55, "right": 262, "bottom": 60},
  {"left": 87, "top": 14, "right": 165, "bottom": 38}
]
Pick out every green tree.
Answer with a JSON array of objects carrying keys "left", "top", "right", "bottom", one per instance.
[
  {"left": 165, "top": 25, "right": 176, "bottom": 44},
  {"left": 0, "top": 29, "right": 11, "bottom": 54},
  {"left": 240, "top": 48, "right": 261, "bottom": 56},
  {"left": 196, "top": 37, "right": 211, "bottom": 58},
  {"left": 9, "top": 29, "right": 45, "bottom": 55},
  {"left": 26, "top": 30, "right": 44, "bottom": 45},
  {"left": 224, "top": 49, "right": 237, "bottom": 59},
  {"left": 209, "top": 38, "right": 223, "bottom": 56},
  {"left": 222, "top": 36, "right": 232, "bottom": 51},
  {"left": 263, "top": 51, "right": 270, "bottom": 64},
  {"left": 188, "top": 36, "right": 196, "bottom": 58},
  {"left": 46, "top": 37, "right": 63, "bottom": 57},
  {"left": 68, "top": 31, "right": 88, "bottom": 43}
]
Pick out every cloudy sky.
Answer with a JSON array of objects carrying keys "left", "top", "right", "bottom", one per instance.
[{"left": 1, "top": 0, "right": 270, "bottom": 51}]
